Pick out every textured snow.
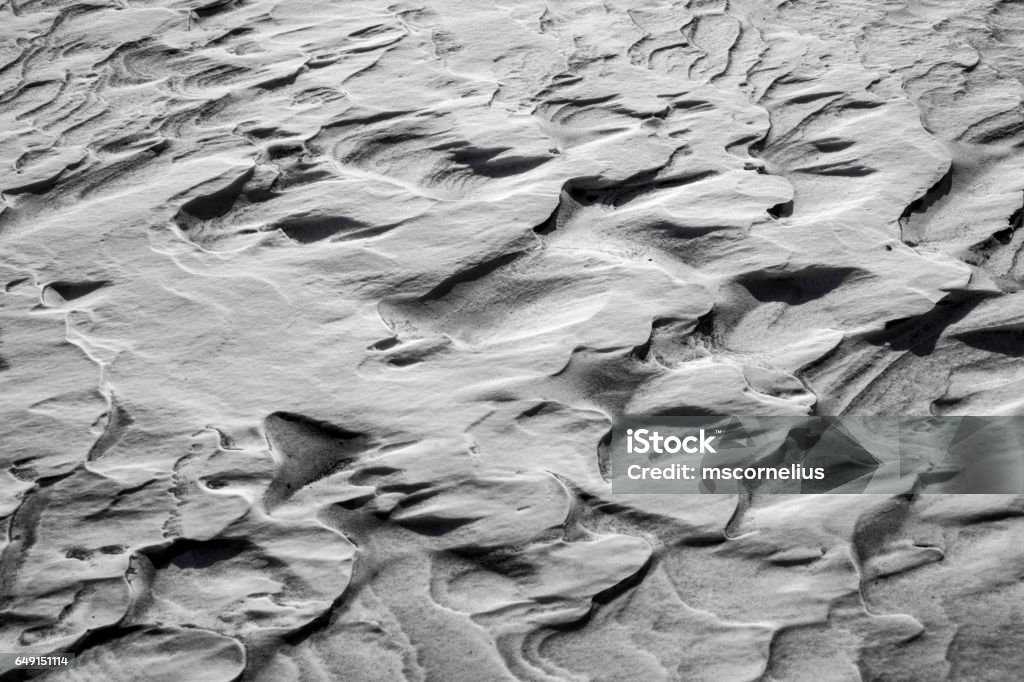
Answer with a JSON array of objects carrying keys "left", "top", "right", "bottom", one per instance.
[{"left": 3, "top": 0, "right": 1024, "bottom": 679}]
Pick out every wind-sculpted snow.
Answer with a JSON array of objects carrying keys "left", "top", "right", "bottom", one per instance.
[{"left": 2, "top": 0, "right": 1024, "bottom": 679}]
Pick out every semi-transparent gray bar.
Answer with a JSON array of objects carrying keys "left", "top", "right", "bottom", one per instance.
[
  {"left": 0, "top": 653, "right": 75, "bottom": 671},
  {"left": 611, "top": 416, "right": 1024, "bottom": 494}
]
